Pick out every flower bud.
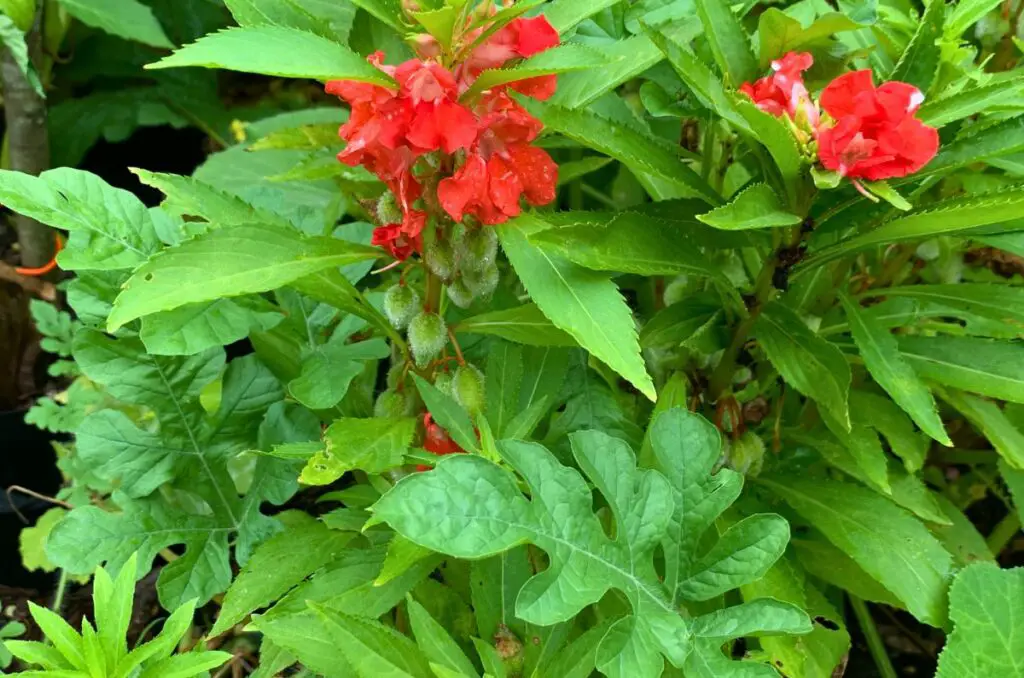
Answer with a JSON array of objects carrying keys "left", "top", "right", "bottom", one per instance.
[
  {"left": 425, "top": 239, "right": 455, "bottom": 281},
  {"left": 456, "top": 226, "right": 498, "bottom": 273},
  {"left": 408, "top": 311, "right": 447, "bottom": 367},
  {"left": 376, "top": 191, "right": 402, "bottom": 225},
  {"left": 453, "top": 363, "right": 485, "bottom": 415},
  {"left": 374, "top": 390, "right": 407, "bottom": 418},
  {"left": 463, "top": 262, "right": 499, "bottom": 298},
  {"left": 384, "top": 284, "right": 421, "bottom": 330},
  {"left": 446, "top": 278, "right": 475, "bottom": 309}
]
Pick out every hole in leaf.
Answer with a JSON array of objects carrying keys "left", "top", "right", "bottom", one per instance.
[{"left": 814, "top": 616, "right": 840, "bottom": 630}]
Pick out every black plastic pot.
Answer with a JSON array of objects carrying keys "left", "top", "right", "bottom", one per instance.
[{"left": 0, "top": 409, "right": 63, "bottom": 591}]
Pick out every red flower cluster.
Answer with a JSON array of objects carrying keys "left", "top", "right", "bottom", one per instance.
[
  {"left": 740, "top": 53, "right": 939, "bottom": 183},
  {"left": 418, "top": 413, "right": 464, "bottom": 471},
  {"left": 326, "top": 15, "right": 560, "bottom": 260}
]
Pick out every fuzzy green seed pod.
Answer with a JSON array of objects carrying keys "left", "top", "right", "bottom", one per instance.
[
  {"left": 376, "top": 191, "right": 402, "bottom": 225},
  {"left": 446, "top": 278, "right": 475, "bottom": 309},
  {"left": 433, "top": 371, "right": 455, "bottom": 399},
  {"left": 463, "top": 262, "right": 499, "bottom": 298},
  {"left": 384, "top": 284, "right": 420, "bottom": 330},
  {"left": 374, "top": 390, "right": 407, "bottom": 418},
  {"left": 453, "top": 363, "right": 485, "bottom": 415},
  {"left": 725, "top": 432, "right": 765, "bottom": 477},
  {"left": 408, "top": 311, "right": 448, "bottom": 367},
  {"left": 425, "top": 238, "right": 455, "bottom": 280},
  {"left": 455, "top": 226, "right": 498, "bottom": 273}
]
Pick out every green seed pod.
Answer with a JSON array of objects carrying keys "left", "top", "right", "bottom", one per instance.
[
  {"left": 456, "top": 225, "right": 498, "bottom": 273},
  {"left": 374, "top": 390, "right": 407, "bottom": 418},
  {"left": 434, "top": 370, "right": 455, "bottom": 399},
  {"left": 446, "top": 278, "right": 475, "bottom": 309},
  {"left": 724, "top": 432, "right": 765, "bottom": 477},
  {"left": 425, "top": 238, "right": 455, "bottom": 280},
  {"left": 453, "top": 363, "right": 485, "bottom": 415},
  {"left": 408, "top": 311, "right": 448, "bottom": 367},
  {"left": 463, "top": 262, "right": 499, "bottom": 298},
  {"left": 375, "top": 191, "right": 402, "bottom": 225},
  {"left": 383, "top": 284, "right": 420, "bottom": 329}
]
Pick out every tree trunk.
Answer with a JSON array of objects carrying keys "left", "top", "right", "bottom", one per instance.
[{"left": 2, "top": 0, "right": 51, "bottom": 268}]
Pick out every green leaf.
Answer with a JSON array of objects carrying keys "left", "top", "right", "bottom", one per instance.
[
  {"left": 485, "top": 342, "right": 523, "bottom": 438},
  {"left": 697, "top": 184, "right": 802, "bottom": 230},
  {"left": 863, "top": 180, "right": 912, "bottom": 211},
  {"left": 93, "top": 554, "right": 136, "bottom": 668},
  {"left": 757, "top": 9, "right": 861, "bottom": 67},
  {"left": 140, "top": 297, "right": 284, "bottom": 356},
  {"left": 734, "top": 99, "right": 806, "bottom": 208},
  {"left": 0, "top": 168, "right": 161, "bottom": 271},
  {"left": 755, "top": 302, "right": 851, "bottom": 430},
  {"left": 499, "top": 215, "right": 656, "bottom": 401},
  {"left": 407, "top": 598, "right": 477, "bottom": 678},
  {"left": 543, "top": 0, "right": 620, "bottom": 33},
  {"left": 289, "top": 339, "right": 390, "bottom": 410},
  {"left": 347, "top": 0, "right": 405, "bottom": 32},
  {"left": 57, "top": 0, "right": 173, "bottom": 48},
  {"left": 551, "top": 35, "right": 665, "bottom": 110},
  {"left": 211, "top": 520, "right": 355, "bottom": 636},
  {"left": 147, "top": 26, "right": 395, "bottom": 85},
  {"left": 920, "top": 117, "right": 1024, "bottom": 177},
  {"left": 537, "top": 104, "right": 722, "bottom": 205},
  {"left": 867, "top": 284, "right": 1024, "bottom": 336},
  {"left": 27, "top": 602, "right": 85, "bottom": 670},
  {"left": 4, "top": 640, "right": 71, "bottom": 671},
  {"left": 898, "top": 335, "right": 1024, "bottom": 404},
  {"left": 300, "top": 417, "right": 416, "bottom": 485},
  {"left": 131, "top": 169, "right": 293, "bottom": 228},
  {"left": 107, "top": 224, "right": 380, "bottom": 331},
  {"left": 454, "top": 304, "right": 576, "bottom": 347},
  {"left": 889, "top": 0, "right": 944, "bottom": 92},
  {"left": 936, "top": 563, "right": 1024, "bottom": 677},
  {"left": 413, "top": 375, "right": 480, "bottom": 454},
  {"left": 310, "top": 604, "right": 434, "bottom": 678},
  {"left": 839, "top": 293, "right": 950, "bottom": 445},
  {"left": 556, "top": 156, "right": 614, "bottom": 185},
  {"left": 462, "top": 44, "right": 615, "bottom": 101},
  {"left": 761, "top": 476, "right": 953, "bottom": 627},
  {"left": 945, "top": 0, "right": 1003, "bottom": 37},
  {"left": 49, "top": 339, "right": 297, "bottom": 609},
  {"left": 19, "top": 507, "right": 68, "bottom": 575},
  {"left": 917, "top": 77, "right": 1024, "bottom": 127},
  {"left": 640, "top": 295, "right": 720, "bottom": 349},
  {"left": 226, "top": 0, "right": 356, "bottom": 40},
  {"left": 694, "top": 0, "right": 757, "bottom": 85},
  {"left": 136, "top": 651, "right": 234, "bottom": 678},
  {"left": 936, "top": 388, "right": 1024, "bottom": 470},
  {"left": 0, "top": 14, "right": 43, "bottom": 97},
  {"left": 798, "top": 188, "right": 1024, "bottom": 272}
]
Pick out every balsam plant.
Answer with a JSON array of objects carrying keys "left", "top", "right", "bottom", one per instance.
[
  {"left": 4, "top": 554, "right": 230, "bottom": 677},
  {"left": 5, "top": 0, "right": 1024, "bottom": 676}
]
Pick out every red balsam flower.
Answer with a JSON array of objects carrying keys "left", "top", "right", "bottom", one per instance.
[
  {"left": 740, "top": 52, "right": 817, "bottom": 126},
  {"left": 816, "top": 70, "right": 938, "bottom": 181},
  {"left": 418, "top": 413, "right": 464, "bottom": 470},
  {"left": 326, "top": 11, "right": 561, "bottom": 260}
]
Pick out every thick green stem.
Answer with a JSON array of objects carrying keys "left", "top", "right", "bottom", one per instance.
[
  {"left": 850, "top": 596, "right": 898, "bottom": 678},
  {"left": 2, "top": 0, "right": 52, "bottom": 268},
  {"left": 987, "top": 511, "right": 1021, "bottom": 556}
]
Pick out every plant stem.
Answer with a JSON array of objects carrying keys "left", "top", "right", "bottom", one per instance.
[
  {"left": 1, "top": 0, "right": 52, "bottom": 268},
  {"left": 849, "top": 595, "right": 898, "bottom": 678},
  {"left": 51, "top": 569, "right": 68, "bottom": 613},
  {"left": 987, "top": 511, "right": 1021, "bottom": 556}
]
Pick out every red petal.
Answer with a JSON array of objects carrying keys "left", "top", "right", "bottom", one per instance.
[
  {"left": 487, "top": 155, "right": 524, "bottom": 219},
  {"left": 820, "top": 70, "right": 876, "bottom": 119},
  {"left": 437, "top": 101, "right": 479, "bottom": 153},
  {"left": 510, "top": 74, "right": 557, "bottom": 100},
  {"left": 507, "top": 145, "right": 558, "bottom": 206},
  {"left": 439, "top": 154, "right": 488, "bottom": 222},
  {"left": 514, "top": 16, "right": 559, "bottom": 56}
]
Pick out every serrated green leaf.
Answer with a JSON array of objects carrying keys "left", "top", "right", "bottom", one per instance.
[
  {"left": 407, "top": 598, "right": 477, "bottom": 678},
  {"left": 537, "top": 104, "right": 722, "bottom": 205},
  {"left": 454, "top": 304, "right": 576, "bottom": 347},
  {"left": 697, "top": 184, "right": 802, "bottom": 230},
  {"left": 757, "top": 9, "right": 861, "bottom": 67},
  {"left": 301, "top": 417, "right": 415, "bottom": 485},
  {"left": 136, "top": 651, "right": 234, "bottom": 678},
  {"left": 107, "top": 223, "right": 380, "bottom": 331},
  {"left": 140, "top": 297, "right": 284, "bottom": 356},
  {"left": 761, "top": 476, "right": 953, "bottom": 627},
  {"left": 462, "top": 43, "right": 615, "bottom": 101},
  {"left": 499, "top": 215, "right": 656, "bottom": 400},
  {"left": 734, "top": 99, "right": 806, "bottom": 208},
  {"left": 755, "top": 302, "right": 851, "bottom": 430},
  {"left": 799, "top": 188, "right": 1024, "bottom": 272},
  {"left": 918, "top": 77, "right": 1024, "bottom": 127},
  {"left": 27, "top": 602, "right": 85, "bottom": 670},
  {"left": 899, "top": 335, "right": 1024, "bottom": 404},
  {"left": 920, "top": 117, "right": 1024, "bottom": 177},
  {"left": 289, "top": 338, "right": 389, "bottom": 410},
  {"left": 543, "top": 0, "right": 620, "bottom": 33},
  {"left": 937, "top": 388, "right": 1024, "bottom": 470},
  {"left": 147, "top": 26, "right": 395, "bottom": 84},
  {"left": 4, "top": 640, "right": 71, "bottom": 671},
  {"left": 226, "top": 0, "right": 356, "bottom": 41},
  {"left": 936, "top": 563, "right": 1024, "bottom": 677},
  {"left": 58, "top": 0, "right": 173, "bottom": 48},
  {"left": 868, "top": 284, "right": 1024, "bottom": 337},
  {"left": 211, "top": 520, "right": 354, "bottom": 637},
  {"left": 310, "top": 604, "right": 434, "bottom": 678},
  {"left": 694, "top": 0, "right": 757, "bottom": 85},
  {"left": 550, "top": 35, "right": 665, "bottom": 110},
  {"left": 945, "top": 0, "right": 1003, "bottom": 37},
  {"left": 0, "top": 168, "right": 161, "bottom": 271},
  {"left": 889, "top": 0, "right": 943, "bottom": 92},
  {"left": 640, "top": 295, "right": 720, "bottom": 349},
  {"left": 839, "top": 293, "right": 950, "bottom": 445}
]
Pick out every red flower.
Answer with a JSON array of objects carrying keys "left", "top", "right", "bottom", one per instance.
[
  {"left": 372, "top": 208, "right": 426, "bottom": 261},
  {"left": 395, "top": 60, "right": 479, "bottom": 153},
  {"left": 816, "top": 70, "right": 938, "bottom": 181},
  {"left": 438, "top": 92, "right": 557, "bottom": 225},
  {"left": 462, "top": 15, "right": 560, "bottom": 99},
  {"left": 740, "top": 52, "right": 817, "bottom": 125},
  {"left": 417, "top": 413, "right": 465, "bottom": 470}
]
